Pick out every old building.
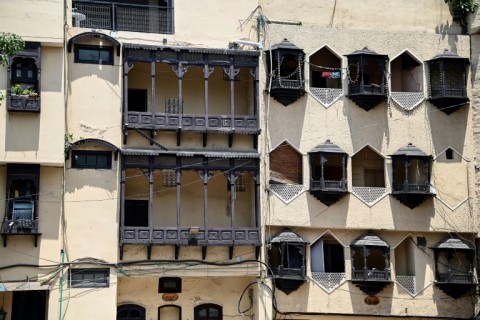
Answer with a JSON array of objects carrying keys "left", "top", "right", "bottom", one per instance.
[{"left": 0, "top": 0, "right": 478, "bottom": 319}]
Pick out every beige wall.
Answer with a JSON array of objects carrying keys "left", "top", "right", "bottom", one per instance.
[
  {"left": 0, "top": 0, "right": 64, "bottom": 44},
  {"left": 0, "top": 46, "right": 65, "bottom": 166}
]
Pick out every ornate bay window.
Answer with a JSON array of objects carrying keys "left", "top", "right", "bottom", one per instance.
[
  {"left": 7, "top": 42, "right": 41, "bottom": 112},
  {"left": 391, "top": 143, "right": 434, "bottom": 209},
  {"left": 266, "top": 39, "right": 305, "bottom": 106},
  {"left": 308, "top": 140, "right": 348, "bottom": 206},
  {"left": 120, "top": 149, "right": 261, "bottom": 260},
  {"left": 427, "top": 50, "right": 469, "bottom": 114},
  {"left": 346, "top": 47, "right": 389, "bottom": 111}
]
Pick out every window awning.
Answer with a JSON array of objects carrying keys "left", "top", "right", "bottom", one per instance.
[
  {"left": 433, "top": 237, "right": 473, "bottom": 251},
  {"left": 68, "top": 32, "right": 121, "bottom": 56},
  {"left": 121, "top": 148, "right": 259, "bottom": 159},
  {"left": 351, "top": 232, "right": 389, "bottom": 247},
  {"left": 270, "top": 230, "right": 306, "bottom": 243}
]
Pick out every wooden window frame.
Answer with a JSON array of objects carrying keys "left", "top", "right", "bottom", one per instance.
[
  {"left": 74, "top": 44, "right": 114, "bottom": 65},
  {"left": 69, "top": 268, "right": 110, "bottom": 288},
  {"left": 71, "top": 150, "right": 112, "bottom": 169}
]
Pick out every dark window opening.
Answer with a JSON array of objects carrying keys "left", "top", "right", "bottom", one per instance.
[
  {"left": 12, "top": 290, "right": 47, "bottom": 320},
  {"left": 194, "top": 304, "right": 222, "bottom": 320},
  {"left": 128, "top": 89, "right": 148, "bottom": 112},
  {"left": 311, "top": 154, "right": 344, "bottom": 181},
  {"left": 74, "top": 44, "right": 114, "bottom": 65},
  {"left": 393, "top": 158, "right": 428, "bottom": 190},
  {"left": 11, "top": 57, "right": 38, "bottom": 91},
  {"left": 124, "top": 200, "right": 148, "bottom": 227},
  {"left": 269, "top": 242, "right": 306, "bottom": 277},
  {"left": 69, "top": 268, "right": 110, "bottom": 288},
  {"left": 310, "top": 47, "right": 342, "bottom": 89},
  {"left": 391, "top": 52, "right": 422, "bottom": 92},
  {"left": 311, "top": 238, "right": 345, "bottom": 273},
  {"left": 446, "top": 148, "right": 454, "bottom": 160},
  {"left": 72, "top": 150, "right": 112, "bottom": 169},
  {"left": 280, "top": 54, "right": 300, "bottom": 80},
  {"left": 159, "top": 277, "right": 182, "bottom": 293},
  {"left": 118, "top": 304, "right": 146, "bottom": 320},
  {"left": 6, "top": 164, "right": 40, "bottom": 232}
]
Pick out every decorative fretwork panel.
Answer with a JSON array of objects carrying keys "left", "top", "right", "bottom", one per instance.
[
  {"left": 391, "top": 92, "right": 424, "bottom": 111},
  {"left": 311, "top": 272, "right": 346, "bottom": 293},
  {"left": 310, "top": 88, "right": 343, "bottom": 107},
  {"left": 396, "top": 276, "right": 416, "bottom": 295},
  {"left": 352, "top": 187, "right": 386, "bottom": 206},
  {"left": 270, "top": 184, "right": 304, "bottom": 203}
]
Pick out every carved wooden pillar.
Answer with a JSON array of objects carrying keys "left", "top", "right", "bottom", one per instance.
[
  {"left": 341, "top": 155, "right": 346, "bottom": 189},
  {"left": 172, "top": 63, "right": 188, "bottom": 129},
  {"left": 254, "top": 170, "right": 260, "bottom": 228},
  {"left": 204, "top": 64, "right": 214, "bottom": 128},
  {"left": 320, "top": 154, "right": 325, "bottom": 188},
  {"left": 120, "top": 160, "right": 126, "bottom": 229}
]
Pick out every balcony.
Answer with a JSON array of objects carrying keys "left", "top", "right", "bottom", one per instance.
[
  {"left": 120, "top": 150, "right": 261, "bottom": 260},
  {"left": 7, "top": 95, "right": 41, "bottom": 112},
  {"left": 123, "top": 45, "right": 260, "bottom": 146},
  {"left": 352, "top": 268, "right": 390, "bottom": 281},
  {"left": 2, "top": 200, "right": 40, "bottom": 247},
  {"left": 72, "top": 0, "right": 173, "bottom": 34}
]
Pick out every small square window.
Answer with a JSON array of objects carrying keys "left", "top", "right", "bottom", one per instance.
[
  {"left": 69, "top": 268, "right": 109, "bottom": 288},
  {"left": 158, "top": 277, "right": 181, "bottom": 293},
  {"left": 74, "top": 44, "right": 114, "bottom": 65},
  {"left": 72, "top": 150, "right": 112, "bottom": 169}
]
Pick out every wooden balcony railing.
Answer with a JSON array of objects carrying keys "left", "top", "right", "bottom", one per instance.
[
  {"left": 352, "top": 268, "right": 390, "bottom": 281},
  {"left": 125, "top": 111, "right": 259, "bottom": 134},
  {"left": 436, "top": 271, "right": 473, "bottom": 284},
  {"left": 121, "top": 226, "right": 260, "bottom": 246}
]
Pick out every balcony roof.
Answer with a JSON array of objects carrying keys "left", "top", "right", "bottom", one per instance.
[
  {"left": 269, "top": 38, "right": 303, "bottom": 52},
  {"left": 121, "top": 148, "right": 259, "bottom": 159},
  {"left": 270, "top": 230, "right": 306, "bottom": 243},
  {"left": 433, "top": 237, "right": 474, "bottom": 251},
  {"left": 308, "top": 140, "right": 345, "bottom": 154},
  {"left": 345, "top": 47, "right": 389, "bottom": 59},
  {"left": 68, "top": 32, "right": 121, "bottom": 56},
  {"left": 123, "top": 43, "right": 260, "bottom": 57},
  {"left": 351, "top": 232, "right": 389, "bottom": 247},
  {"left": 428, "top": 49, "right": 469, "bottom": 62},
  {"left": 390, "top": 143, "right": 431, "bottom": 158}
]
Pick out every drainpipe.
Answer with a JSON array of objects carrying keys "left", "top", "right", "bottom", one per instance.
[{"left": 59, "top": 249, "right": 65, "bottom": 320}]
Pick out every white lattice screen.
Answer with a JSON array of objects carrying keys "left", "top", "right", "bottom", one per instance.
[
  {"left": 270, "top": 184, "right": 304, "bottom": 203},
  {"left": 311, "top": 272, "right": 346, "bottom": 293},
  {"left": 352, "top": 187, "right": 386, "bottom": 206},
  {"left": 310, "top": 88, "right": 343, "bottom": 107},
  {"left": 396, "top": 276, "right": 416, "bottom": 295},
  {"left": 391, "top": 92, "right": 424, "bottom": 111}
]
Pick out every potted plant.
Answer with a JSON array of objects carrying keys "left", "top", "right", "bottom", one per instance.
[{"left": 8, "top": 84, "right": 40, "bottom": 111}]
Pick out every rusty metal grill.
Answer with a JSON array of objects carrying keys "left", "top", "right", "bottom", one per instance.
[{"left": 73, "top": 1, "right": 173, "bottom": 34}]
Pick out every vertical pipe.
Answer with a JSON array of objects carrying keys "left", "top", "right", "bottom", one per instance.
[
  {"left": 230, "top": 159, "right": 235, "bottom": 229},
  {"left": 149, "top": 160, "right": 154, "bottom": 234},
  {"left": 203, "top": 159, "right": 208, "bottom": 234},
  {"left": 58, "top": 249, "right": 65, "bottom": 320},
  {"left": 176, "top": 158, "right": 181, "bottom": 241}
]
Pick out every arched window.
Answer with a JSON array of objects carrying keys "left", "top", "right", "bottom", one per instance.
[
  {"left": 194, "top": 304, "right": 222, "bottom": 320},
  {"left": 158, "top": 305, "right": 181, "bottom": 320},
  {"left": 117, "top": 304, "right": 145, "bottom": 320}
]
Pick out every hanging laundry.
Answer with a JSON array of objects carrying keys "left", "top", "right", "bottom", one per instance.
[
  {"left": 321, "top": 71, "right": 332, "bottom": 78},
  {"left": 331, "top": 71, "right": 341, "bottom": 79}
]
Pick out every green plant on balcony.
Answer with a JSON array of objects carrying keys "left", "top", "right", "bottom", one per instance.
[
  {"left": 0, "top": 33, "right": 25, "bottom": 104},
  {"left": 10, "top": 84, "right": 38, "bottom": 97},
  {"left": 444, "top": 0, "right": 478, "bottom": 34}
]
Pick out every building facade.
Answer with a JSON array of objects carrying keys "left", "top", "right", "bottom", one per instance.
[{"left": 0, "top": 0, "right": 478, "bottom": 319}]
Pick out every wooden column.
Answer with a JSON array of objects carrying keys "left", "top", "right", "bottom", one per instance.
[
  {"left": 254, "top": 169, "right": 260, "bottom": 229},
  {"left": 229, "top": 64, "right": 235, "bottom": 131},
  {"left": 229, "top": 159, "right": 237, "bottom": 229},
  {"left": 120, "top": 159, "right": 126, "bottom": 231},
  {"left": 204, "top": 64, "right": 214, "bottom": 128},
  {"left": 203, "top": 159, "right": 209, "bottom": 235},
  {"left": 123, "top": 59, "right": 129, "bottom": 143}
]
